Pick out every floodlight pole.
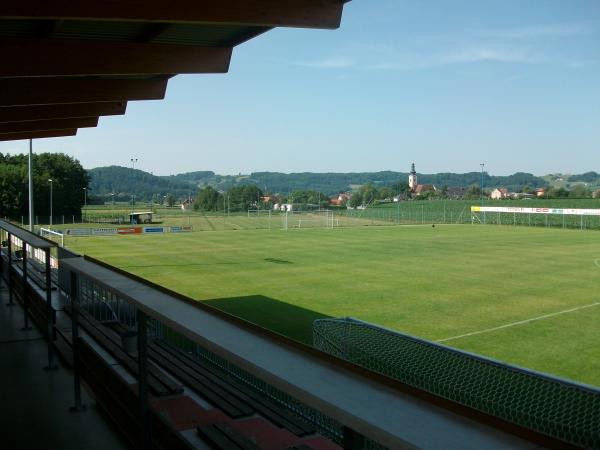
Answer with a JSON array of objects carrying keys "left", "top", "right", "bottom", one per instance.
[
  {"left": 28, "top": 139, "right": 34, "bottom": 231},
  {"left": 480, "top": 163, "right": 485, "bottom": 203},
  {"left": 82, "top": 188, "right": 87, "bottom": 223},
  {"left": 131, "top": 158, "right": 138, "bottom": 214},
  {"left": 48, "top": 179, "right": 53, "bottom": 226}
]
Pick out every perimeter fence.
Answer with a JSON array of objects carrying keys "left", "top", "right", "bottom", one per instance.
[{"left": 313, "top": 317, "right": 600, "bottom": 450}]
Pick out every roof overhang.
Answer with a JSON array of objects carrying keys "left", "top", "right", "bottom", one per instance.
[{"left": 0, "top": 0, "right": 349, "bottom": 140}]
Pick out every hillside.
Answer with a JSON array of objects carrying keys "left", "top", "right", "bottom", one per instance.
[{"left": 88, "top": 166, "right": 554, "bottom": 201}]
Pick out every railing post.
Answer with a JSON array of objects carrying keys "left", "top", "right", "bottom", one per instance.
[
  {"left": 43, "top": 248, "right": 57, "bottom": 371},
  {"left": 343, "top": 427, "right": 365, "bottom": 450},
  {"left": 6, "top": 233, "right": 14, "bottom": 306},
  {"left": 21, "top": 243, "right": 31, "bottom": 331},
  {"left": 137, "top": 309, "right": 152, "bottom": 450},
  {"left": 69, "top": 271, "right": 86, "bottom": 412}
]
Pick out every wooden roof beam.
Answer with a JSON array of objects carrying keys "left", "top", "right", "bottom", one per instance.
[
  {"left": 0, "top": 117, "right": 98, "bottom": 134},
  {"left": 0, "top": 77, "right": 168, "bottom": 107},
  {"left": 0, "top": 0, "right": 346, "bottom": 29},
  {"left": 0, "top": 102, "right": 127, "bottom": 123},
  {"left": 0, "top": 40, "right": 232, "bottom": 77},
  {"left": 0, "top": 129, "right": 77, "bottom": 141}
]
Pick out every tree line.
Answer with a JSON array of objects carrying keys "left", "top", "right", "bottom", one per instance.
[{"left": 0, "top": 152, "right": 88, "bottom": 219}]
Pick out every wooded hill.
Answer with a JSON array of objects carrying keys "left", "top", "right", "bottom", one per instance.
[{"left": 88, "top": 166, "right": 550, "bottom": 201}]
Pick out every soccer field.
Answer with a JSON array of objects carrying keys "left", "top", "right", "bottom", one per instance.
[{"left": 65, "top": 224, "right": 600, "bottom": 387}]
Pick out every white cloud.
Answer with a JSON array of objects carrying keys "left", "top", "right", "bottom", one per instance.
[
  {"left": 363, "top": 46, "right": 545, "bottom": 71},
  {"left": 439, "top": 47, "right": 543, "bottom": 64},
  {"left": 477, "top": 23, "right": 593, "bottom": 39},
  {"left": 293, "top": 57, "right": 355, "bottom": 69}
]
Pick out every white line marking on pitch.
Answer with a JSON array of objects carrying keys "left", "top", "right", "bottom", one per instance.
[
  {"left": 437, "top": 302, "right": 600, "bottom": 343},
  {"left": 595, "top": 258, "right": 600, "bottom": 268}
]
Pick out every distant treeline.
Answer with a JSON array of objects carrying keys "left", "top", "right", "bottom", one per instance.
[{"left": 89, "top": 166, "right": 553, "bottom": 201}]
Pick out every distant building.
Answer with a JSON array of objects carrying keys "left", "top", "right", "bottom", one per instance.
[
  {"left": 128, "top": 211, "right": 153, "bottom": 224},
  {"left": 329, "top": 192, "right": 351, "bottom": 206},
  {"left": 181, "top": 199, "right": 193, "bottom": 210},
  {"left": 490, "top": 188, "right": 509, "bottom": 200},
  {"left": 408, "top": 163, "right": 436, "bottom": 196},
  {"left": 274, "top": 203, "right": 293, "bottom": 212},
  {"left": 414, "top": 184, "right": 436, "bottom": 196},
  {"left": 535, "top": 188, "right": 546, "bottom": 198},
  {"left": 409, "top": 163, "right": 418, "bottom": 191}
]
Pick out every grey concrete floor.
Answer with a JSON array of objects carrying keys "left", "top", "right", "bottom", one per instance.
[{"left": 0, "top": 283, "right": 132, "bottom": 450}]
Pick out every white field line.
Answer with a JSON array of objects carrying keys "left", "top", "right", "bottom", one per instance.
[
  {"left": 595, "top": 258, "right": 600, "bottom": 268},
  {"left": 437, "top": 302, "right": 600, "bottom": 343}
]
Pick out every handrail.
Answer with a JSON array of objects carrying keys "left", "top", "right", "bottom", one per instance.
[
  {"left": 60, "top": 256, "right": 542, "bottom": 450},
  {"left": 0, "top": 219, "right": 56, "bottom": 249}
]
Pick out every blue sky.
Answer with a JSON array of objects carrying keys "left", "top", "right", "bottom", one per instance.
[{"left": 2, "top": 0, "right": 599, "bottom": 176}]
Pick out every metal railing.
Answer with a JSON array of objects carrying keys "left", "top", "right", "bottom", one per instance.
[{"left": 0, "top": 220, "right": 58, "bottom": 371}]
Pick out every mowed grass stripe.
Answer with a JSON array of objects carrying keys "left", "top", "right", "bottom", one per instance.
[{"left": 66, "top": 225, "right": 600, "bottom": 386}]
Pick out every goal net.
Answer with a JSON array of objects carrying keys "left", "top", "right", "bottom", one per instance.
[
  {"left": 283, "top": 210, "right": 334, "bottom": 230},
  {"left": 40, "top": 227, "right": 64, "bottom": 247}
]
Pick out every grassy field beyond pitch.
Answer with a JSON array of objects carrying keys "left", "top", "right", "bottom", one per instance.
[{"left": 65, "top": 225, "right": 600, "bottom": 386}]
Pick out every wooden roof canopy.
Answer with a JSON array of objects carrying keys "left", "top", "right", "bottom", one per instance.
[{"left": 0, "top": 1, "right": 349, "bottom": 141}]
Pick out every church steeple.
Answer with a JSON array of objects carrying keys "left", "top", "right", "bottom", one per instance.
[{"left": 409, "top": 163, "right": 418, "bottom": 191}]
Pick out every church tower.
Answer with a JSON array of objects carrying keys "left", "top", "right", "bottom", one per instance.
[{"left": 408, "top": 163, "right": 418, "bottom": 191}]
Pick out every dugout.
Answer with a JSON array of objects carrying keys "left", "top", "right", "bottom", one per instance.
[{"left": 128, "top": 211, "right": 153, "bottom": 225}]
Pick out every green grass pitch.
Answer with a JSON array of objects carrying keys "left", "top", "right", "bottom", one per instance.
[{"left": 65, "top": 224, "right": 600, "bottom": 387}]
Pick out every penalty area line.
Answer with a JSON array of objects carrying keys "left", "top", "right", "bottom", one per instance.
[{"left": 437, "top": 302, "right": 600, "bottom": 343}]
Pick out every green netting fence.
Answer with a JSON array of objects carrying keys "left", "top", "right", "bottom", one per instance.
[{"left": 313, "top": 317, "right": 600, "bottom": 449}]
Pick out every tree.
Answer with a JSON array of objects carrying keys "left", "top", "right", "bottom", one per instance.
[
  {"left": 165, "top": 193, "right": 176, "bottom": 207},
  {"left": 348, "top": 192, "right": 362, "bottom": 208},
  {"left": 0, "top": 152, "right": 88, "bottom": 218},
  {"left": 194, "top": 186, "right": 222, "bottom": 211},
  {"left": 359, "top": 183, "right": 377, "bottom": 205},
  {"left": 463, "top": 185, "right": 481, "bottom": 200},
  {"left": 226, "top": 185, "right": 262, "bottom": 211},
  {"left": 568, "top": 184, "right": 590, "bottom": 198},
  {"left": 546, "top": 187, "right": 569, "bottom": 198}
]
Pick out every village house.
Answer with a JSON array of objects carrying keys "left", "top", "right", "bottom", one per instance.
[{"left": 490, "top": 188, "right": 509, "bottom": 200}]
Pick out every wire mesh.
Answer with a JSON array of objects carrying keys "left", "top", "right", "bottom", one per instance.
[{"left": 313, "top": 317, "right": 600, "bottom": 449}]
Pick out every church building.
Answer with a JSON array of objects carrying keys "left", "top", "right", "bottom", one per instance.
[{"left": 409, "top": 163, "right": 436, "bottom": 196}]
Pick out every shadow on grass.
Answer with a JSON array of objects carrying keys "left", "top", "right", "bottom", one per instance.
[{"left": 202, "top": 295, "right": 330, "bottom": 345}]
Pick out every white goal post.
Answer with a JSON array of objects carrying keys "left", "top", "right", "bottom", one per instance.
[
  {"left": 284, "top": 210, "right": 335, "bottom": 231},
  {"left": 40, "top": 227, "right": 64, "bottom": 247}
]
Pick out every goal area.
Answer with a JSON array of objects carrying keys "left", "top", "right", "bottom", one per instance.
[
  {"left": 40, "top": 227, "right": 64, "bottom": 247},
  {"left": 283, "top": 210, "right": 334, "bottom": 230}
]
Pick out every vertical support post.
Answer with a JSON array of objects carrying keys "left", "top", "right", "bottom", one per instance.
[
  {"left": 343, "top": 427, "right": 365, "bottom": 450},
  {"left": 44, "top": 248, "right": 57, "bottom": 370},
  {"left": 6, "top": 233, "right": 14, "bottom": 306},
  {"left": 28, "top": 139, "right": 34, "bottom": 232},
  {"left": 137, "top": 309, "right": 152, "bottom": 450},
  {"left": 21, "top": 243, "right": 31, "bottom": 330},
  {"left": 69, "top": 271, "right": 86, "bottom": 411}
]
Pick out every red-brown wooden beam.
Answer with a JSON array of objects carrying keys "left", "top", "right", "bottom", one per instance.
[
  {"left": 0, "top": 129, "right": 77, "bottom": 141},
  {"left": 0, "top": 0, "right": 346, "bottom": 29},
  {"left": 0, "top": 40, "right": 232, "bottom": 77},
  {"left": 0, "top": 117, "right": 98, "bottom": 134},
  {"left": 0, "top": 77, "right": 168, "bottom": 107},
  {"left": 0, "top": 102, "right": 127, "bottom": 123}
]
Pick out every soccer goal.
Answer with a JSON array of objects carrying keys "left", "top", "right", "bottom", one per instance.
[
  {"left": 283, "top": 210, "right": 335, "bottom": 230},
  {"left": 40, "top": 227, "right": 64, "bottom": 247}
]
